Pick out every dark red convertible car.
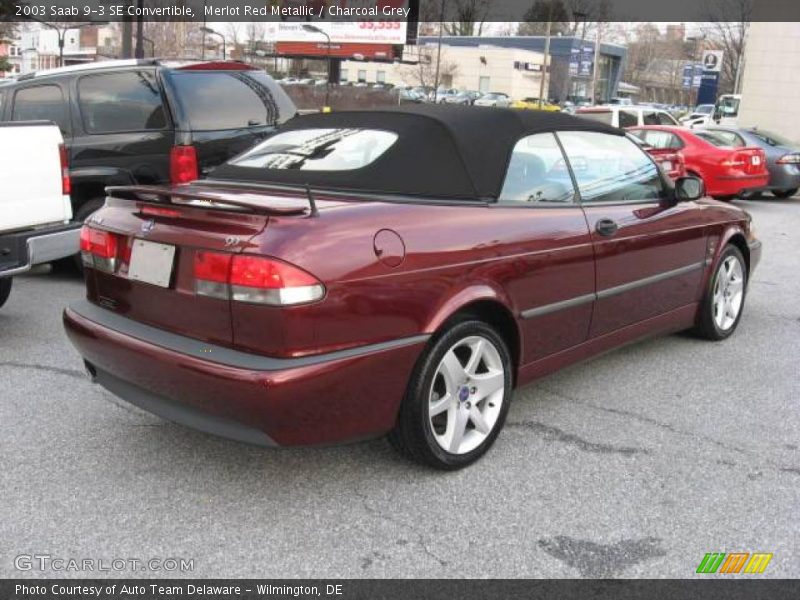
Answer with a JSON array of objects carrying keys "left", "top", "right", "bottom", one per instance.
[{"left": 64, "top": 106, "right": 761, "bottom": 469}]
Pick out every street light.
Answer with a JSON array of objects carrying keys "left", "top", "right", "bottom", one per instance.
[
  {"left": 200, "top": 27, "right": 226, "bottom": 60},
  {"left": 301, "top": 24, "right": 331, "bottom": 111},
  {"left": 33, "top": 21, "right": 108, "bottom": 67}
]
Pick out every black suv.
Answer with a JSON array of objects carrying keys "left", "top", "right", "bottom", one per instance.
[{"left": 0, "top": 59, "right": 296, "bottom": 222}]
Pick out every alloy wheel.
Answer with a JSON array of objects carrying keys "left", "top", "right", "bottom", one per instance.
[
  {"left": 713, "top": 255, "right": 745, "bottom": 331},
  {"left": 427, "top": 335, "right": 505, "bottom": 455}
]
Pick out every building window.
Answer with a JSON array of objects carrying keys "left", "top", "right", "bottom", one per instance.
[
  {"left": 479, "top": 76, "right": 490, "bottom": 93},
  {"left": 357, "top": 70, "right": 367, "bottom": 83},
  {"left": 10, "top": 45, "right": 21, "bottom": 57},
  {"left": 376, "top": 71, "right": 386, "bottom": 83},
  {"left": 340, "top": 68, "right": 348, "bottom": 82}
]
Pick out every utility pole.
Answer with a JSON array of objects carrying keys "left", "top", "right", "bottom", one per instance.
[
  {"left": 589, "top": 22, "right": 602, "bottom": 103},
  {"left": 538, "top": 0, "right": 554, "bottom": 109},
  {"left": 432, "top": 0, "right": 446, "bottom": 100}
]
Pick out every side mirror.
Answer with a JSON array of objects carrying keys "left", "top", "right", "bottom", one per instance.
[{"left": 675, "top": 176, "right": 704, "bottom": 202}]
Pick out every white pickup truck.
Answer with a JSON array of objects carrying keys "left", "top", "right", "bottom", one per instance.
[{"left": 0, "top": 121, "right": 80, "bottom": 309}]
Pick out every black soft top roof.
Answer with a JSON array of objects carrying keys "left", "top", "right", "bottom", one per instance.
[{"left": 211, "top": 104, "right": 622, "bottom": 201}]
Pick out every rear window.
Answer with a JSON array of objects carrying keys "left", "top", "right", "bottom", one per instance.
[
  {"left": 166, "top": 70, "right": 296, "bottom": 131},
  {"left": 228, "top": 128, "right": 398, "bottom": 171},
  {"left": 695, "top": 130, "right": 744, "bottom": 148},
  {"left": 749, "top": 129, "right": 795, "bottom": 147},
  {"left": 578, "top": 110, "right": 613, "bottom": 125}
]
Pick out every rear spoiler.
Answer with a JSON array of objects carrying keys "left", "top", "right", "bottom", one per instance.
[{"left": 105, "top": 184, "right": 312, "bottom": 216}]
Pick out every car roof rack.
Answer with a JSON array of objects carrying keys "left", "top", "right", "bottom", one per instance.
[{"left": 13, "top": 58, "right": 254, "bottom": 81}]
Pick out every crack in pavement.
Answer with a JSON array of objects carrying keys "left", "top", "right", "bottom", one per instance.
[
  {"left": 0, "top": 361, "right": 85, "bottom": 379},
  {"left": 538, "top": 535, "right": 666, "bottom": 577},
  {"left": 505, "top": 420, "right": 650, "bottom": 456},
  {"left": 352, "top": 489, "right": 449, "bottom": 568},
  {"left": 539, "top": 385, "right": 750, "bottom": 456},
  {"left": 535, "top": 385, "right": 800, "bottom": 478}
]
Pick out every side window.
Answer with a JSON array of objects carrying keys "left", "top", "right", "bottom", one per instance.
[
  {"left": 498, "top": 133, "right": 576, "bottom": 204},
  {"left": 557, "top": 131, "right": 665, "bottom": 204},
  {"left": 78, "top": 71, "right": 166, "bottom": 133},
  {"left": 618, "top": 110, "right": 638, "bottom": 128},
  {"left": 642, "top": 111, "right": 660, "bottom": 125},
  {"left": 657, "top": 111, "right": 678, "bottom": 126},
  {"left": 12, "top": 84, "right": 69, "bottom": 134},
  {"left": 639, "top": 130, "right": 682, "bottom": 150}
]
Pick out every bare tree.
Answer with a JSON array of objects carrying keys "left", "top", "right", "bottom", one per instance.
[
  {"left": 400, "top": 45, "right": 458, "bottom": 88},
  {"left": 441, "top": 0, "right": 493, "bottom": 36},
  {"left": 700, "top": 0, "right": 752, "bottom": 93}
]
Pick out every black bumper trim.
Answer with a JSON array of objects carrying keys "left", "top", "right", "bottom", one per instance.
[
  {"left": 94, "top": 368, "right": 277, "bottom": 447},
  {"left": 68, "top": 299, "right": 430, "bottom": 372}
]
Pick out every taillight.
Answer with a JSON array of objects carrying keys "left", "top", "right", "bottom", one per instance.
[
  {"left": 59, "top": 143, "right": 71, "bottom": 195},
  {"left": 193, "top": 251, "right": 325, "bottom": 306},
  {"left": 777, "top": 153, "right": 800, "bottom": 164},
  {"left": 170, "top": 145, "right": 199, "bottom": 185},
  {"left": 194, "top": 251, "right": 232, "bottom": 300},
  {"left": 79, "top": 226, "right": 120, "bottom": 272}
]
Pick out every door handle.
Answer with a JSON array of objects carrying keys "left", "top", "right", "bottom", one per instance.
[{"left": 595, "top": 218, "right": 619, "bottom": 237}]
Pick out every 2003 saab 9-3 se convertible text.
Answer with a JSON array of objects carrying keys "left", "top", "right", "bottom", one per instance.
[{"left": 64, "top": 106, "right": 761, "bottom": 469}]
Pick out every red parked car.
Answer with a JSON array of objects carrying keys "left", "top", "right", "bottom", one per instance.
[
  {"left": 629, "top": 134, "right": 687, "bottom": 181},
  {"left": 64, "top": 107, "right": 761, "bottom": 469},
  {"left": 627, "top": 126, "right": 769, "bottom": 200}
]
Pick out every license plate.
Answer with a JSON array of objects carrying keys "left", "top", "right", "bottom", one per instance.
[
  {"left": 751, "top": 155, "right": 762, "bottom": 165},
  {"left": 128, "top": 239, "right": 175, "bottom": 288}
]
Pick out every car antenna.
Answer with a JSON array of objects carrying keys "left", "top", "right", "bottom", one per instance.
[{"left": 305, "top": 184, "right": 320, "bottom": 218}]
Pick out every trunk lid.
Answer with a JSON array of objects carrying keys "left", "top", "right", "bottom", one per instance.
[{"left": 84, "top": 183, "right": 312, "bottom": 346}]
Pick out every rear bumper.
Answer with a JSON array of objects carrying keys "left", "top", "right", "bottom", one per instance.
[
  {"left": 63, "top": 300, "right": 428, "bottom": 447},
  {"left": 0, "top": 222, "right": 80, "bottom": 277},
  {"left": 711, "top": 174, "right": 770, "bottom": 196}
]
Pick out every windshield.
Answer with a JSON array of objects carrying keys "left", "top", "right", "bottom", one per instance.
[
  {"left": 228, "top": 128, "right": 399, "bottom": 171},
  {"left": 695, "top": 104, "right": 714, "bottom": 115},
  {"left": 717, "top": 96, "right": 740, "bottom": 116},
  {"left": 749, "top": 129, "right": 796, "bottom": 147}
]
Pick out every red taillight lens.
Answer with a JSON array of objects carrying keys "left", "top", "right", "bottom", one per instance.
[
  {"left": 59, "top": 143, "right": 71, "bottom": 195},
  {"left": 79, "top": 226, "right": 120, "bottom": 271},
  {"left": 230, "top": 255, "right": 319, "bottom": 289},
  {"left": 193, "top": 251, "right": 325, "bottom": 305},
  {"left": 194, "top": 251, "right": 232, "bottom": 283},
  {"left": 140, "top": 204, "right": 182, "bottom": 218},
  {"left": 170, "top": 145, "right": 199, "bottom": 185}
]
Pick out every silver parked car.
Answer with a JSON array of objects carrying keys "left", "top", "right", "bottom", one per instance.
[
  {"left": 701, "top": 127, "right": 800, "bottom": 198},
  {"left": 473, "top": 92, "right": 511, "bottom": 108}
]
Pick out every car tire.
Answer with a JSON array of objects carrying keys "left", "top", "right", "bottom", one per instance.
[
  {"left": 693, "top": 244, "right": 748, "bottom": 341},
  {"left": 388, "top": 320, "right": 513, "bottom": 470},
  {"left": 772, "top": 188, "right": 797, "bottom": 199},
  {"left": 0, "top": 277, "right": 12, "bottom": 309}
]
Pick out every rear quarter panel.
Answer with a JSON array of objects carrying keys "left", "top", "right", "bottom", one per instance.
[{"left": 232, "top": 198, "right": 596, "bottom": 364}]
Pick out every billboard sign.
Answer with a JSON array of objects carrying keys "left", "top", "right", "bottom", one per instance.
[
  {"left": 569, "top": 47, "right": 579, "bottom": 76},
  {"left": 264, "top": 1, "right": 410, "bottom": 45},
  {"left": 692, "top": 64, "right": 704, "bottom": 88}
]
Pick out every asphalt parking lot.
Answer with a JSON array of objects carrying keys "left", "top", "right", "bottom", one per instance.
[{"left": 1, "top": 196, "right": 798, "bottom": 579}]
